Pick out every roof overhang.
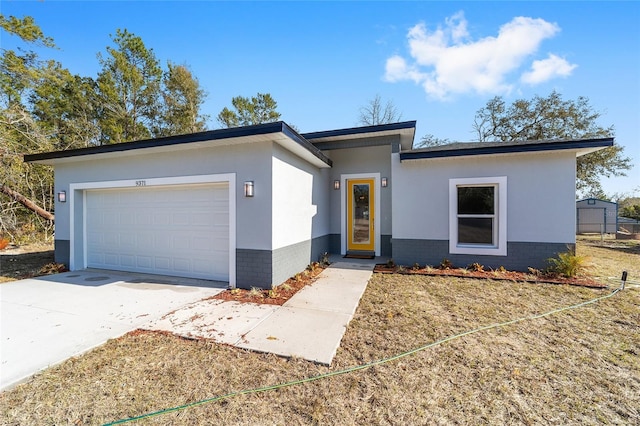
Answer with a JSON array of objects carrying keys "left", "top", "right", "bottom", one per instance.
[
  {"left": 399, "top": 137, "right": 614, "bottom": 161},
  {"left": 24, "top": 122, "right": 333, "bottom": 168},
  {"left": 303, "top": 121, "right": 416, "bottom": 151}
]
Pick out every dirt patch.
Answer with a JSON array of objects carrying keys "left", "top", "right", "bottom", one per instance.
[
  {"left": 0, "top": 243, "right": 59, "bottom": 283},
  {"left": 211, "top": 262, "right": 327, "bottom": 305}
]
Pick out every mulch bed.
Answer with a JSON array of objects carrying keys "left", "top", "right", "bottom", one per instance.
[
  {"left": 211, "top": 262, "right": 328, "bottom": 305},
  {"left": 211, "top": 259, "right": 606, "bottom": 308},
  {"left": 373, "top": 264, "right": 607, "bottom": 288}
]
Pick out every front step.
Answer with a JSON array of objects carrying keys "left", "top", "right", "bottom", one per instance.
[{"left": 344, "top": 250, "right": 375, "bottom": 259}]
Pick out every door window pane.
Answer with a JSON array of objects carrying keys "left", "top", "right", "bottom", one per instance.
[{"left": 352, "top": 184, "right": 370, "bottom": 244}]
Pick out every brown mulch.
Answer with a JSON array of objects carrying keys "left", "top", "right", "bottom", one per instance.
[
  {"left": 211, "top": 262, "right": 328, "bottom": 305},
  {"left": 373, "top": 264, "right": 606, "bottom": 288}
]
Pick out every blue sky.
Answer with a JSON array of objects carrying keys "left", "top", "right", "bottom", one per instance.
[{"left": 2, "top": 1, "right": 638, "bottom": 196}]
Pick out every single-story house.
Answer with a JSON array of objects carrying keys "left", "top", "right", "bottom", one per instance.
[
  {"left": 25, "top": 121, "right": 613, "bottom": 289},
  {"left": 576, "top": 198, "right": 618, "bottom": 234}
]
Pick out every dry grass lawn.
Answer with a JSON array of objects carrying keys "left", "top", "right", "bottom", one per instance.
[{"left": 1, "top": 239, "right": 638, "bottom": 425}]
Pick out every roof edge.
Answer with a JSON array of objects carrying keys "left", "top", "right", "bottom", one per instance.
[
  {"left": 576, "top": 197, "right": 616, "bottom": 204},
  {"left": 301, "top": 120, "right": 417, "bottom": 140},
  {"left": 400, "top": 138, "right": 614, "bottom": 161},
  {"left": 24, "top": 123, "right": 288, "bottom": 163},
  {"left": 24, "top": 122, "right": 331, "bottom": 167},
  {"left": 280, "top": 123, "right": 333, "bottom": 167}
]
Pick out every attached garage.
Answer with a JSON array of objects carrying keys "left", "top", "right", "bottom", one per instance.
[
  {"left": 61, "top": 173, "right": 236, "bottom": 286},
  {"left": 85, "top": 183, "right": 229, "bottom": 281}
]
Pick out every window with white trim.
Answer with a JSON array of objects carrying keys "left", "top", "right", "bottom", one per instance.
[{"left": 449, "top": 177, "right": 507, "bottom": 256}]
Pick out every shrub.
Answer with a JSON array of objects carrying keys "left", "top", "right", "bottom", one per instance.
[
  {"left": 279, "top": 283, "right": 292, "bottom": 292},
  {"left": 527, "top": 267, "right": 542, "bottom": 277},
  {"left": 248, "top": 287, "right": 264, "bottom": 298},
  {"left": 319, "top": 252, "right": 330, "bottom": 266},
  {"left": 547, "top": 249, "right": 591, "bottom": 278},
  {"left": 439, "top": 258, "right": 453, "bottom": 270},
  {"left": 468, "top": 262, "right": 484, "bottom": 272},
  {"left": 38, "top": 263, "right": 66, "bottom": 275}
]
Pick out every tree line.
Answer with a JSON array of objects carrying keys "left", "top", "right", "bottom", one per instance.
[
  {"left": 0, "top": 15, "right": 281, "bottom": 240},
  {"left": 1, "top": 14, "right": 634, "bottom": 242}
]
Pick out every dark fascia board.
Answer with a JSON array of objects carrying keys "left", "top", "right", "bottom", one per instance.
[
  {"left": 24, "top": 122, "right": 332, "bottom": 167},
  {"left": 302, "top": 120, "right": 417, "bottom": 140},
  {"left": 400, "top": 137, "right": 614, "bottom": 161},
  {"left": 280, "top": 122, "right": 333, "bottom": 167}
]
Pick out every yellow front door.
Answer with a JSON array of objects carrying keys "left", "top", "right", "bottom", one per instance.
[{"left": 347, "top": 178, "right": 375, "bottom": 252}]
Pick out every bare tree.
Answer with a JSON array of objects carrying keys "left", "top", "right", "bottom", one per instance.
[
  {"left": 414, "top": 134, "right": 451, "bottom": 149},
  {"left": 358, "top": 94, "right": 402, "bottom": 126}
]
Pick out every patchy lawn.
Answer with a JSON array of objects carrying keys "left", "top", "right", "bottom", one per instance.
[
  {"left": 1, "top": 240, "right": 638, "bottom": 425},
  {"left": 0, "top": 242, "right": 55, "bottom": 283},
  {"left": 577, "top": 234, "right": 640, "bottom": 280}
]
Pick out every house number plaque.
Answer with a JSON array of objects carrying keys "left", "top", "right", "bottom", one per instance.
[{"left": 135, "top": 180, "right": 147, "bottom": 187}]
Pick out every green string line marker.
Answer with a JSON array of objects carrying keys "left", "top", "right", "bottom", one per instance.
[{"left": 105, "top": 286, "right": 622, "bottom": 425}]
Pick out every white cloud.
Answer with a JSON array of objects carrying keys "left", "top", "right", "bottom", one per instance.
[
  {"left": 384, "top": 55, "right": 426, "bottom": 84},
  {"left": 384, "top": 12, "right": 574, "bottom": 99},
  {"left": 521, "top": 53, "right": 577, "bottom": 84}
]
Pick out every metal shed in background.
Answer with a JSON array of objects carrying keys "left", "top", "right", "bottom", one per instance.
[{"left": 576, "top": 198, "right": 617, "bottom": 234}]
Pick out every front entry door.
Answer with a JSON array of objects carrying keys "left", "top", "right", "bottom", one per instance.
[{"left": 347, "top": 178, "right": 375, "bottom": 252}]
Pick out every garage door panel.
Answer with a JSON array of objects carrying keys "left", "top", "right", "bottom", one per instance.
[
  {"left": 136, "top": 256, "right": 153, "bottom": 269},
  {"left": 173, "top": 258, "right": 191, "bottom": 272},
  {"left": 154, "top": 257, "right": 171, "bottom": 270},
  {"left": 153, "top": 212, "right": 171, "bottom": 226},
  {"left": 120, "top": 255, "right": 136, "bottom": 268},
  {"left": 100, "top": 253, "right": 120, "bottom": 266},
  {"left": 86, "top": 183, "right": 229, "bottom": 281},
  {"left": 190, "top": 212, "right": 213, "bottom": 226},
  {"left": 136, "top": 211, "right": 152, "bottom": 226},
  {"left": 120, "top": 212, "right": 135, "bottom": 226},
  {"left": 87, "top": 251, "right": 102, "bottom": 265},
  {"left": 172, "top": 213, "right": 189, "bottom": 226}
]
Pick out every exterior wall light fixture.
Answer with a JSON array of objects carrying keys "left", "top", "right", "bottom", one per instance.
[
  {"left": 333, "top": 180, "right": 340, "bottom": 190},
  {"left": 381, "top": 177, "right": 388, "bottom": 188},
  {"left": 244, "top": 181, "right": 254, "bottom": 197},
  {"left": 57, "top": 191, "right": 67, "bottom": 203}
]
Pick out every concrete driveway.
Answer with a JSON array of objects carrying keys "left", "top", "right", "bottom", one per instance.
[{"left": 0, "top": 269, "right": 225, "bottom": 391}]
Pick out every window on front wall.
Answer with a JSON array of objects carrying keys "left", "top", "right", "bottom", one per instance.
[
  {"left": 449, "top": 177, "right": 507, "bottom": 256},
  {"left": 457, "top": 186, "right": 496, "bottom": 245}
]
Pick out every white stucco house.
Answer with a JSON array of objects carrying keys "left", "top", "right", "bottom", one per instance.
[{"left": 25, "top": 121, "right": 612, "bottom": 289}]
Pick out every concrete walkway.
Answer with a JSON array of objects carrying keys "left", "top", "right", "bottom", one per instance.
[
  {"left": 1, "top": 258, "right": 375, "bottom": 391},
  {"left": 143, "top": 259, "right": 375, "bottom": 365}
]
